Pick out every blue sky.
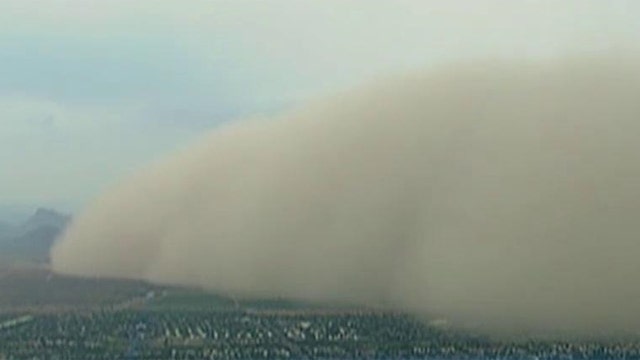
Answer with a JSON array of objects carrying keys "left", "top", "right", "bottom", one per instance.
[{"left": 1, "top": 0, "right": 639, "bottom": 211}]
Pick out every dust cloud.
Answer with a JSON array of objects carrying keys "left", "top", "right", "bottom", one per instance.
[{"left": 52, "top": 55, "right": 640, "bottom": 335}]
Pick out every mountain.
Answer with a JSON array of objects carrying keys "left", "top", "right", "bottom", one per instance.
[
  {"left": 0, "top": 208, "right": 71, "bottom": 264},
  {"left": 22, "top": 208, "right": 70, "bottom": 232}
]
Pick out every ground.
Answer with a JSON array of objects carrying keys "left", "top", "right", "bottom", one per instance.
[{"left": 1, "top": 266, "right": 640, "bottom": 359}]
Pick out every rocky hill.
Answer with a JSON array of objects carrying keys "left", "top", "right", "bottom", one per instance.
[{"left": 0, "top": 208, "right": 70, "bottom": 264}]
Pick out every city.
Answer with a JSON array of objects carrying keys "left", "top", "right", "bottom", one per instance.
[{"left": 2, "top": 268, "right": 640, "bottom": 359}]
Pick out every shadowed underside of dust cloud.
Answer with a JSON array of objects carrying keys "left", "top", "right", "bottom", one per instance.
[{"left": 52, "top": 56, "right": 640, "bottom": 335}]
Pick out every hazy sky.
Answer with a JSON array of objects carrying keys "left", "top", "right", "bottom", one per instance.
[{"left": 1, "top": 0, "right": 639, "bottom": 210}]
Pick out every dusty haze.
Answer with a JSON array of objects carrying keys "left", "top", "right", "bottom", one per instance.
[{"left": 52, "top": 56, "right": 640, "bottom": 335}]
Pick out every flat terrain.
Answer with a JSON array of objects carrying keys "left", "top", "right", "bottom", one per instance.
[
  {"left": 2, "top": 266, "right": 640, "bottom": 359},
  {"left": 0, "top": 266, "right": 155, "bottom": 313}
]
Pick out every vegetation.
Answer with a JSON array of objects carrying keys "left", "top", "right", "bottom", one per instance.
[
  {"left": 3, "top": 308, "right": 640, "bottom": 359},
  {"left": 2, "top": 268, "right": 640, "bottom": 359}
]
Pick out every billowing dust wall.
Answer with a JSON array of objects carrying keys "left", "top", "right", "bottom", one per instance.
[{"left": 52, "top": 56, "right": 640, "bottom": 334}]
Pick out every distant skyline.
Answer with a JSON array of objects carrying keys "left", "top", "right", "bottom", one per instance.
[{"left": 1, "top": 0, "right": 639, "bottom": 210}]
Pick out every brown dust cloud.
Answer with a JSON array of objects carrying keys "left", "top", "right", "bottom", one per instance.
[{"left": 52, "top": 55, "right": 640, "bottom": 335}]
